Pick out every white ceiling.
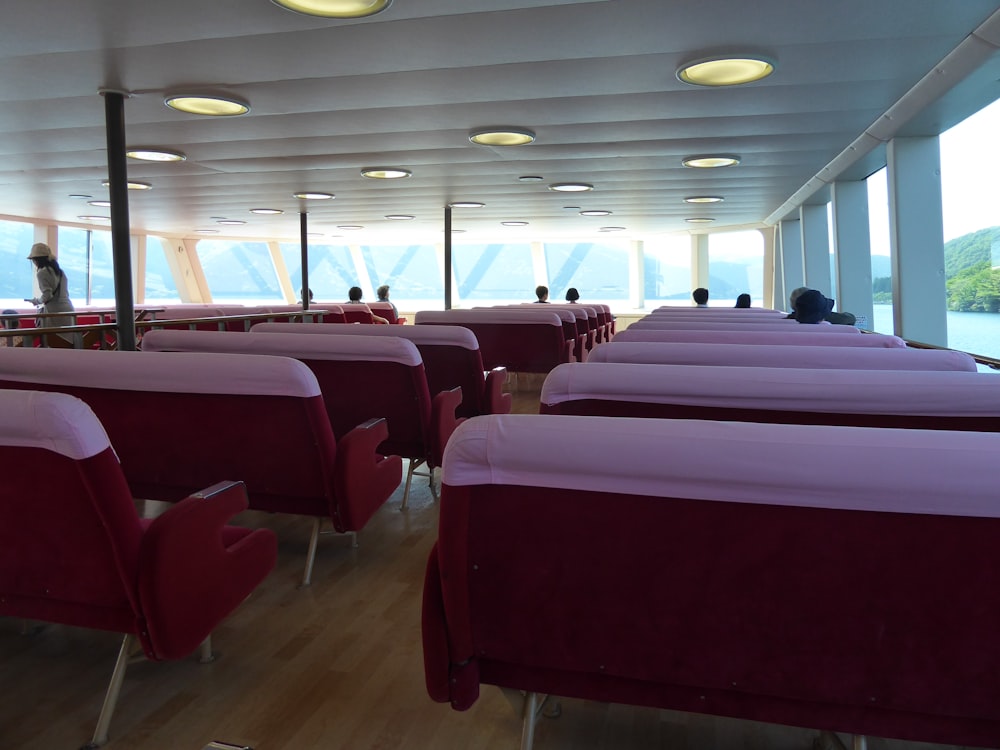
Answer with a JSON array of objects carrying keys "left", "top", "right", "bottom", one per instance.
[{"left": 1, "top": 0, "right": 999, "bottom": 243}]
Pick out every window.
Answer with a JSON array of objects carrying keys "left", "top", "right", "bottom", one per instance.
[
  {"left": 643, "top": 234, "right": 692, "bottom": 306},
  {"left": 200, "top": 240, "right": 283, "bottom": 302},
  {"left": 359, "top": 244, "right": 442, "bottom": 306},
  {"left": 145, "top": 237, "right": 182, "bottom": 303},
  {"left": 452, "top": 243, "right": 534, "bottom": 305},
  {"left": 543, "top": 241, "right": 629, "bottom": 302},
  {"left": 866, "top": 167, "right": 893, "bottom": 334},
  {"left": 708, "top": 230, "right": 764, "bottom": 307},
  {"left": 0, "top": 219, "right": 36, "bottom": 307},
  {"left": 280, "top": 243, "right": 356, "bottom": 302}
]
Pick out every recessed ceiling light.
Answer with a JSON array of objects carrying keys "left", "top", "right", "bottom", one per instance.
[
  {"left": 599, "top": 226, "right": 626, "bottom": 232},
  {"left": 682, "top": 155, "right": 740, "bottom": 168},
  {"left": 548, "top": 182, "right": 593, "bottom": 192},
  {"left": 87, "top": 200, "right": 111, "bottom": 207},
  {"left": 78, "top": 215, "right": 111, "bottom": 222},
  {"left": 685, "top": 217, "right": 716, "bottom": 223},
  {"left": 101, "top": 179, "right": 153, "bottom": 190},
  {"left": 165, "top": 95, "right": 250, "bottom": 116},
  {"left": 684, "top": 196, "right": 725, "bottom": 203},
  {"left": 250, "top": 208, "right": 284, "bottom": 215},
  {"left": 217, "top": 220, "right": 247, "bottom": 225},
  {"left": 194, "top": 229, "right": 220, "bottom": 234},
  {"left": 469, "top": 128, "right": 536, "bottom": 146},
  {"left": 580, "top": 210, "right": 612, "bottom": 216},
  {"left": 449, "top": 202, "right": 485, "bottom": 208},
  {"left": 337, "top": 225, "right": 364, "bottom": 230},
  {"left": 677, "top": 55, "right": 775, "bottom": 87},
  {"left": 68, "top": 194, "right": 92, "bottom": 199},
  {"left": 518, "top": 175, "right": 544, "bottom": 182},
  {"left": 563, "top": 206, "right": 581, "bottom": 210},
  {"left": 451, "top": 229, "right": 466, "bottom": 234},
  {"left": 126, "top": 148, "right": 187, "bottom": 162},
  {"left": 385, "top": 214, "right": 414, "bottom": 220},
  {"left": 293, "top": 192, "right": 334, "bottom": 200},
  {"left": 361, "top": 167, "right": 411, "bottom": 179},
  {"left": 501, "top": 221, "right": 529, "bottom": 226},
  {"left": 270, "top": 0, "right": 392, "bottom": 18}
]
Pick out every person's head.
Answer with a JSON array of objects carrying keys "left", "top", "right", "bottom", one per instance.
[
  {"left": 565, "top": 287, "right": 579, "bottom": 302},
  {"left": 377, "top": 284, "right": 390, "bottom": 300},
  {"left": 692, "top": 287, "right": 709, "bottom": 305},
  {"left": 28, "top": 242, "right": 53, "bottom": 268},
  {"left": 794, "top": 289, "right": 834, "bottom": 324},
  {"left": 300, "top": 287, "right": 314, "bottom": 302},
  {"left": 735, "top": 293, "right": 751, "bottom": 308},
  {"left": 535, "top": 285, "right": 549, "bottom": 302},
  {"left": 1, "top": 309, "right": 19, "bottom": 330},
  {"left": 788, "top": 286, "right": 809, "bottom": 311},
  {"left": 348, "top": 286, "right": 363, "bottom": 302}
]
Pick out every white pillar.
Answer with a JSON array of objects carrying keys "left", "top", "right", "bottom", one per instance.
[
  {"left": 761, "top": 227, "right": 776, "bottom": 310},
  {"left": 690, "top": 234, "right": 709, "bottom": 300},
  {"left": 779, "top": 219, "right": 804, "bottom": 308},
  {"left": 772, "top": 225, "right": 785, "bottom": 311},
  {"left": 800, "top": 204, "right": 831, "bottom": 295},
  {"left": 831, "top": 180, "right": 874, "bottom": 329},
  {"left": 886, "top": 136, "right": 947, "bottom": 346}
]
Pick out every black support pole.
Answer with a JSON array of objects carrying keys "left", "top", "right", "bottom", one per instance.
[
  {"left": 102, "top": 90, "right": 137, "bottom": 351},
  {"left": 300, "top": 212, "right": 309, "bottom": 310},
  {"left": 444, "top": 205, "right": 452, "bottom": 310}
]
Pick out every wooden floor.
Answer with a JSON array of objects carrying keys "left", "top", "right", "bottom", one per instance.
[{"left": 0, "top": 376, "right": 977, "bottom": 750}]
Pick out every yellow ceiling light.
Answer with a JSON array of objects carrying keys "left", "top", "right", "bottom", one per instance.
[
  {"left": 126, "top": 148, "right": 187, "bottom": 162},
  {"left": 449, "top": 202, "right": 484, "bottom": 208},
  {"left": 682, "top": 155, "right": 740, "bottom": 168},
  {"left": 293, "top": 191, "right": 334, "bottom": 200},
  {"left": 165, "top": 95, "right": 250, "bottom": 116},
  {"left": 101, "top": 179, "right": 153, "bottom": 190},
  {"left": 677, "top": 55, "right": 775, "bottom": 87},
  {"left": 361, "top": 167, "right": 411, "bottom": 179},
  {"left": 469, "top": 128, "right": 535, "bottom": 146},
  {"left": 270, "top": 0, "right": 392, "bottom": 18},
  {"left": 684, "top": 195, "right": 725, "bottom": 203}
]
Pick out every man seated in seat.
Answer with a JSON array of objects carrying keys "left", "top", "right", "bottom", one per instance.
[
  {"left": 534, "top": 285, "right": 550, "bottom": 303},
  {"left": 788, "top": 287, "right": 857, "bottom": 325},
  {"left": 346, "top": 286, "right": 390, "bottom": 324},
  {"left": 692, "top": 287, "right": 709, "bottom": 307}
]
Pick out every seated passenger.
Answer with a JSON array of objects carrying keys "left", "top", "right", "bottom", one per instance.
[
  {"left": 793, "top": 289, "right": 835, "bottom": 324},
  {"left": 692, "top": 287, "right": 709, "bottom": 307},
  {"left": 788, "top": 287, "right": 856, "bottom": 325},
  {"left": 346, "top": 286, "right": 389, "bottom": 324},
  {"left": 565, "top": 287, "right": 580, "bottom": 303},
  {"left": 534, "top": 285, "right": 550, "bottom": 303},
  {"left": 376, "top": 284, "right": 399, "bottom": 319},
  {"left": 735, "top": 293, "right": 751, "bottom": 308}
]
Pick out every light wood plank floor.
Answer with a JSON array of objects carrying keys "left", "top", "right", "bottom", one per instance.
[{"left": 0, "top": 377, "right": 978, "bottom": 750}]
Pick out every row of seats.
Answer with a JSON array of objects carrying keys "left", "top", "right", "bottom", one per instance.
[{"left": 422, "top": 305, "right": 1000, "bottom": 748}]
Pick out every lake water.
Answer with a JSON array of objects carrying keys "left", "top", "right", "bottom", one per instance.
[{"left": 871, "top": 305, "right": 1000, "bottom": 360}]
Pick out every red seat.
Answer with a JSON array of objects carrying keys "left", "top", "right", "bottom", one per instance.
[
  {"left": 367, "top": 301, "right": 399, "bottom": 324},
  {"left": 0, "top": 388, "right": 277, "bottom": 748},
  {"left": 342, "top": 303, "right": 376, "bottom": 324}
]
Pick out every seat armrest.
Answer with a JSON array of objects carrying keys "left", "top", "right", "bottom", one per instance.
[
  {"left": 430, "top": 387, "right": 464, "bottom": 468},
  {"left": 333, "top": 417, "right": 403, "bottom": 531},
  {"left": 136, "top": 480, "right": 277, "bottom": 661},
  {"left": 484, "top": 367, "right": 511, "bottom": 414}
]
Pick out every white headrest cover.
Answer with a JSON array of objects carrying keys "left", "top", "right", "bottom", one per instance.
[{"left": 0, "top": 389, "right": 111, "bottom": 460}]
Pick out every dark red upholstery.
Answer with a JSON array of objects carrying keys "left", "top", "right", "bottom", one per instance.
[
  {"left": 342, "top": 303, "right": 376, "bottom": 324},
  {"left": 0, "top": 347, "right": 402, "bottom": 534},
  {"left": 424, "top": 414, "right": 1000, "bottom": 746},
  {"left": 249, "top": 322, "right": 512, "bottom": 419},
  {"left": 0, "top": 388, "right": 277, "bottom": 744},
  {"left": 367, "top": 301, "right": 399, "bottom": 324}
]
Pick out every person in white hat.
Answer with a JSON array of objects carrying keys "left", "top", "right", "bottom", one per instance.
[{"left": 27, "top": 242, "right": 75, "bottom": 329}]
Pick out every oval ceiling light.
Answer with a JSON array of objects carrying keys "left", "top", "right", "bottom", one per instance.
[
  {"left": 518, "top": 175, "right": 544, "bottom": 182},
  {"left": 270, "top": 0, "right": 392, "bottom": 18},
  {"left": 293, "top": 191, "right": 334, "bottom": 200},
  {"left": 469, "top": 128, "right": 535, "bottom": 146},
  {"left": 217, "top": 219, "right": 247, "bottom": 225},
  {"left": 548, "top": 182, "right": 593, "bottom": 192},
  {"left": 599, "top": 226, "right": 626, "bottom": 232},
  {"left": 451, "top": 229, "right": 466, "bottom": 234},
  {"left": 361, "top": 167, "right": 411, "bottom": 179},
  {"left": 686, "top": 217, "right": 716, "bottom": 223},
  {"left": 385, "top": 214, "right": 414, "bottom": 220},
  {"left": 501, "top": 221, "right": 529, "bottom": 226},
  {"left": 449, "top": 201, "right": 485, "bottom": 208},
  {"left": 78, "top": 215, "right": 111, "bottom": 222},
  {"left": 682, "top": 155, "right": 740, "bottom": 168},
  {"left": 102, "top": 179, "right": 153, "bottom": 190},
  {"left": 165, "top": 94, "right": 250, "bottom": 116},
  {"left": 126, "top": 147, "right": 187, "bottom": 162},
  {"left": 684, "top": 195, "right": 725, "bottom": 203},
  {"left": 580, "top": 210, "right": 612, "bottom": 216},
  {"left": 250, "top": 208, "right": 284, "bottom": 215},
  {"left": 337, "top": 225, "right": 364, "bottom": 230},
  {"left": 677, "top": 55, "right": 775, "bottom": 87},
  {"left": 87, "top": 200, "right": 112, "bottom": 207},
  {"left": 194, "top": 229, "right": 220, "bottom": 234},
  {"left": 68, "top": 194, "right": 92, "bottom": 199}
]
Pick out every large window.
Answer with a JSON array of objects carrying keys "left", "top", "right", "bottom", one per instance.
[
  {"left": 280, "top": 242, "right": 356, "bottom": 303},
  {"left": 708, "top": 230, "right": 765, "bottom": 307},
  {"left": 643, "top": 234, "right": 691, "bottom": 306},
  {"left": 0, "top": 219, "right": 36, "bottom": 308},
  {"left": 940, "top": 97, "right": 1000, "bottom": 358},
  {"left": 359, "top": 244, "right": 442, "bottom": 306},
  {"left": 201, "top": 240, "right": 283, "bottom": 302},
  {"left": 543, "top": 241, "right": 629, "bottom": 303},
  {"left": 452, "top": 243, "right": 534, "bottom": 305},
  {"left": 146, "top": 237, "right": 182, "bottom": 303}
]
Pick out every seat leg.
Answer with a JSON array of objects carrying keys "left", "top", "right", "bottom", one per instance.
[
  {"left": 199, "top": 635, "right": 215, "bottom": 664},
  {"left": 300, "top": 517, "right": 322, "bottom": 588},
  {"left": 428, "top": 467, "right": 439, "bottom": 500},
  {"left": 86, "top": 633, "right": 135, "bottom": 748},
  {"left": 400, "top": 458, "right": 419, "bottom": 511}
]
